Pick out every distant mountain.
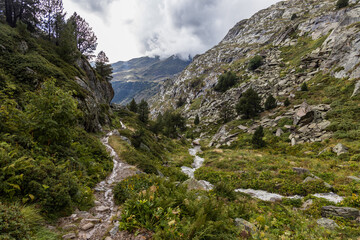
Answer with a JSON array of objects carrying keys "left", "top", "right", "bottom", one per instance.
[{"left": 111, "top": 55, "right": 191, "bottom": 105}]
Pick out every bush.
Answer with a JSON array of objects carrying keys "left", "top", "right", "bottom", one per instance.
[
  {"left": 301, "top": 82, "right": 308, "bottom": 91},
  {"left": 264, "top": 95, "right": 277, "bottom": 110},
  {"left": 336, "top": 0, "right": 349, "bottom": 9},
  {"left": 252, "top": 126, "right": 265, "bottom": 148},
  {"left": 0, "top": 203, "right": 30, "bottom": 240},
  {"left": 291, "top": 14, "right": 298, "bottom": 20},
  {"left": 248, "top": 55, "right": 263, "bottom": 71},
  {"left": 176, "top": 97, "right": 186, "bottom": 108},
  {"left": 236, "top": 88, "right": 262, "bottom": 119},
  {"left": 214, "top": 182, "right": 236, "bottom": 201},
  {"left": 194, "top": 115, "right": 200, "bottom": 125},
  {"left": 113, "top": 174, "right": 153, "bottom": 205},
  {"left": 214, "top": 71, "right": 238, "bottom": 92},
  {"left": 284, "top": 98, "right": 291, "bottom": 107}
]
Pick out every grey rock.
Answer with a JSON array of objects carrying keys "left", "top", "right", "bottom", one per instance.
[
  {"left": 85, "top": 218, "right": 101, "bottom": 223},
  {"left": 110, "top": 222, "right": 120, "bottom": 236},
  {"left": 80, "top": 222, "right": 94, "bottom": 231},
  {"left": 62, "top": 224, "right": 77, "bottom": 231},
  {"left": 275, "top": 128, "right": 284, "bottom": 137},
  {"left": 193, "top": 139, "right": 201, "bottom": 145},
  {"left": 62, "top": 233, "right": 76, "bottom": 240},
  {"left": 293, "top": 167, "right": 310, "bottom": 175},
  {"left": 317, "top": 218, "right": 339, "bottom": 229},
  {"left": 18, "top": 40, "right": 28, "bottom": 54},
  {"left": 120, "top": 136, "right": 131, "bottom": 145},
  {"left": 291, "top": 138, "right": 296, "bottom": 146},
  {"left": 293, "top": 102, "right": 315, "bottom": 126},
  {"left": 347, "top": 176, "right": 360, "bottom": 182},
  {"left": 238, "top": 125, "right": 248, "bottom": 131},
  {"left": 351, "top": 80, "right": 360, "bottom": 97},
  {"left": 235, "top": 218, "right": 256, "bottom": 234},
  {"left": 332, "top": 143, "right": 348, "bottom": 156},
  {"left": 300, "top": 199, "right": 313, "bottom": 211},
  {"left": 140, "top": 143, "right": 150, "bottom": 151},
  {"left": 303, "top": 176, "right": 318, "bottom": 183},
  {"left": 96, "top": 206, "right": 110, "bottom": 212},
  {"left": 105, "top": 237, "right": 113, "bottom": 240},
  {"left": 322, "top": 206, "right": 360, "bottom": 220},
  {"left": 182, "top": 178, "right": 213, "bottom": 191}
]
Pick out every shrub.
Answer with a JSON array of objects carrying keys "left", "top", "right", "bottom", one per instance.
[
  {"left": 113, "top": 174, "right": 153, "bottom": 205},
  {"left": 252, "top": 126, "right": 265, "bottom": 148},
  {"left": 336, "top": 0, "right": 349, "bottom": 9},
  {"left": 214, "top": 71, "right": 238, "bottom": 92},
  {"left": 214, "top": 182, "right": 236, "bottom": 201},
  {"left": 291, "top": 13, "right": 298, "bottom": 20},
  {"left": 301, "top": 82, "right": 308, "bottom": 91},
  {"left": 0, "top": 203, "right": 30, "bottom": 240},
  {"left": 236, "top": 88, "right": 262, "bottom": 119},
  {"left": 248, "top": 55, "right": 263, "bottom": 71},
  {"left": 284, "top": 98, "right": 291, "bottom": 107},
  {"left": 194, "top": 115, "right": 200, "bottom": 125},
  {"left": 264, "top": 95, "right": 277, "bottom": 110},
  {"left": 176, "top": 97, "right": 186, "bottom": 108}
]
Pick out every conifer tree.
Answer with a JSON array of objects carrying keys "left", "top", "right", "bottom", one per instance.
[
  {"left": 236, "top": 88, "right": 262, "bottom": 119},
  {"left": 128, "top": 98, "right": 138, "bottom": 113},
  {"left": 194, "top": 114, "right": 200, "bottom": 125},
  {"left": 284, "top": 98, "right": 291, "bottom": 107},
  {"left": 138, "top": 99, "right": 149, "bottom": 123},
  {"left": 95, "top": 51, "right": 113, "bottom": 81},
  {"left": 301, "top": 82, "right": 308, "bottom": 91},
  {"left": 265, "top": 95, "right": 277, "bottom": 110},
  {"left": 252, "top": 126, "right": 265, "bottom": 148}
]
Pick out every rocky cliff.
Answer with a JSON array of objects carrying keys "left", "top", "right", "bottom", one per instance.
[{"left": 151, "top": 0, "right": 360, "bottom": 145}]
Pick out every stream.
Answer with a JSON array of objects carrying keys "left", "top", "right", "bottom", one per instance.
[{"left": 181, "top": 141, "right": 344, "bottom": 204}]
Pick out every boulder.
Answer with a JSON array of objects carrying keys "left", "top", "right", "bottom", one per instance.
[
  {"left": 62, "top": 233, "right": 76, "bottom": 240},
  {"left": 62, "top": 224, "right": 77, "bottom": 231},
  {"left": 293, "top": 102, "right": 314, "bottom": 126},
  {"left": 80, "top": 222, "right": 94, "bottom": 231},
  {"left": 316, "top": 218, "right": 339, "bottom": 229},
  {"left": 234, "top": 218, "right": 256, "bottom": 234},
  {"left": 332, "top": 143, "right": 348, "bottom": 156},
  {"left": 193, "top": 139, "right": 201, "bottom": 145},
  {"left": 300, "top": 199, "right": 313, "bottom": 211},
  {"left": 275, "top": 128, "right": 284, "bottom": 137},
  {"left": 321, "top": 206, "right": 360, "bottom": 220},
  {"left": 182, "top": 178, "right": 213, "bottom": 191}
]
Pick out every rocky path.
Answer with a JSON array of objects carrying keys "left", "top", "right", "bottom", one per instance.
[{"left": 59, "top": 130, "right": 138, "bottom": 240}]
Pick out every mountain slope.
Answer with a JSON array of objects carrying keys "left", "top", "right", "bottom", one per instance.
[{"left": 111, "top": 55, "right": 191, "bottom": 105}]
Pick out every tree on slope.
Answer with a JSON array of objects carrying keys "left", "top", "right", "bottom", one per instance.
[
  {"left": 95, "top": 51, "right": 113, "bottom": 81},
  {"left": 236, "top": 88, "right": 262, "bottom": 119}
]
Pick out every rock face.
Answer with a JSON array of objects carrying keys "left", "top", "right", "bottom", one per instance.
[
  {"left": 321, "top": 206, "right": 360, "bottom": 220},
  {"left": 75, "top": 59, "right": 114, "bottom": 132},
  {"left": 150, "top": 0, "right": 360, "bottom": 144}
]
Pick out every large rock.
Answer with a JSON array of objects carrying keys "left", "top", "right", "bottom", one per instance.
[
  {"left": 321, "top": 206, "right": 360, "bottom": 220},
  {"left": 332, "top": 143, "right": 348, "bottom": 156},
  {"left": 317, "top": 218, "right": 339, "bottom": 229},
  {"left": 182, "top": 178, "right": 213, "bottom": 191},
  {"left": 234, "top": 218, "right": 256, "bottom": 234},
  {"left": 293, "top": 102, "right": 315, "bottom": 126},
  {"left": 80, "top": 222, "right": 95, "bottom": 231},
  {"left": 293, "top": 167, "right": 310, "bottom": 175}
]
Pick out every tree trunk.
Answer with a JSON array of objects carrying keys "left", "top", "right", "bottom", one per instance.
[{"left": 5, "top": 0, "right": 15, "bottom": 27}]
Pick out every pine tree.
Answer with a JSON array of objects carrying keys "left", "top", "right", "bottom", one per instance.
[
  {"left": 284, "top": 98, "right": 291, "bottom": 107},
  {"left": 138, "top": 99, "right": 149, "bottom": 123},
  {"left": 57, "top": 20, "right": 79, "bottom": 63},
  {"left": 194, "top": 114, "right": 200, "bottom": 125},
  {"left": 336, "top": 0, "right": 349, "bottom": 9},
  {"left": 95, "top": 51, "right": 113, "bottom": 81},
  {"left": 264, "top": 95, "right": 277, "bottom": 110},
  {"left": 301, "top": 82, "right": 308, "bottom": 91},
  {"left": 220, "top": 102, "right": 234, "bottom": 123},
  {"left": 70, "top": 12, "right": 98, "bottom": 59},
  {"left": 40, "top": 0, "right": 64, "bottom": 41},
  {"left": 128, "top": 98, "right": 138, "bottom": 113},
  {"left": 252, "top": 126, "right": 265, "bottom": 148},
  {"left": 236, "top": 88, "right": 262, "bottom": 119},
  {"left": 4, "top": 0, "right": 41, "bottom": 28}
]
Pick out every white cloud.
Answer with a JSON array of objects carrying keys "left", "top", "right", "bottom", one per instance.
[{"left": 64, "top": 0, "right": 281, "bottom": 62}]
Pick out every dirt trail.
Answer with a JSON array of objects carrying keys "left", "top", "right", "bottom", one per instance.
[{"left": 58, "top": 130, "right": 138, "bottom": 240}]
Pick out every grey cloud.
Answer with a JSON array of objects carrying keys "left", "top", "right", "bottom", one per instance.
[{"left": 70, "top": 0, "right": 114, "bottom": 13}]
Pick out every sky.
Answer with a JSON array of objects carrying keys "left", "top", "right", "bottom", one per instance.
[{"left": 62, "top": 0, "right": 281, "bottom": 63}]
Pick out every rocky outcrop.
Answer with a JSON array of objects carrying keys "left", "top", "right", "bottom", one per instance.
[
  {"left": 75, "top": 58, "right": 114, "bottom": 132},
  {"left": 321, "top": 206, "right": 360, "bottom": 220}
]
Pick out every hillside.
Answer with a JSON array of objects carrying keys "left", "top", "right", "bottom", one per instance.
[{"left": 111, "top": 55, "right": 191, "bottom": 105}]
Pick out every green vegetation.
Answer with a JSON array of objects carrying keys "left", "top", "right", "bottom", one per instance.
[
  {"left": 194, "top": 114, "right": 200, "bottom": 125},
  {"left": 264, "top": 95, "right": 277, "bottom": 110},
  {"left": 128, "top": 98, "right": 138, "bottom": 113},
  {"left": 248, "top": 55, "right": 263, "bottom": 71},
  {"left": 336, "top": 0, "right": 349, "bottom": 9},
  {"left": 138, "top": 99, "right": 150, "bottom": 123},
  {"left": 214, "top": 71, "right": 238, "bottom": 92},
  {"left": 252, "top": 126, "right": 265, "bottom": 148},
  {"left": 301, "top": 82, "right": 308, "bottom": 91},
  {"left": 95, "top": 51, "right": 113, "bottom": 81},
  {"left": 284, "top": 98, "right": 291, "bottom": 107},
  {"left": 236, "top": 88, "right": 262, "bottom": 119}
]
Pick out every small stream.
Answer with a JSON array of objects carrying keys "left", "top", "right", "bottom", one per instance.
[{"left": 182, "top": 141, "right": 344, "bottom": 204}]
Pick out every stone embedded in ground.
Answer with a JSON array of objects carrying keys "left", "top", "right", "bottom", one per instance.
[
  {"left": 81, "top": 222, "right": 95, "bottom": 231},
  {"left": 322, "top": 206, "right": 360, "bottom": 220},
  {"left": 300, "top": 199, "right": 313, "bottom": 211},
  {"left": 192, "top": 139, "right": 201, "bottom": 145},
  {"left": 85, "top": 218, "right": 101, "bottom": 223},
  {"left": 235, "top": 218, "right": 257, "bottom": 234},
  {"left": 332, "top": 143, "right": 348, "bottom": 156},
  {"left": 293, "top": 167, "right": 310, "bottom": 175},
  {"left": 96, "top": 206, "right": 110, "bottom": 212},
  {"left": 182, "top": 178, "right": 213, "bottom": 191},
  {"left": 275, "top": 128, "right": 284, "bottom": 137},
  {"left": 347, "top": 176, "right": 360, "bottom": 182},
  {"left": 62, "top": 233, "right": 76, "bottom": 239},
  {"left": 62, "top": 224, "right": 77, "bottom": 231},
  {"left": 317, "top": 218, "right": 339, "bottom": 229}
]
